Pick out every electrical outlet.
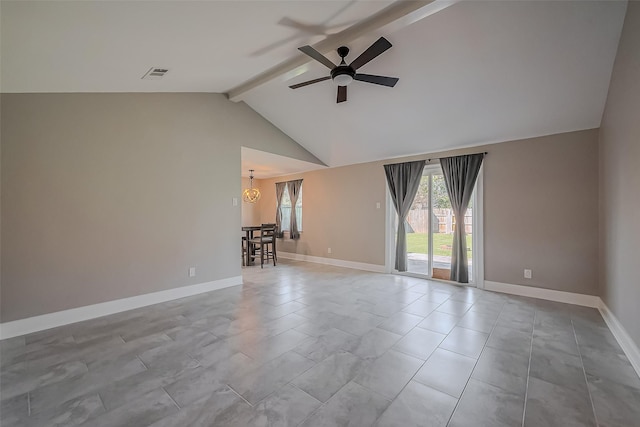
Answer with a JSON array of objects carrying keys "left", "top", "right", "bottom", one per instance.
[
  {"left": 327, "top": 248, "right": 332, "bottom": 254},
  {"left": 232, "top": 197, "right": 238, "bottom": 206},
  {"left": 524, "top": 269, "right": 532, "bottom": 279},
  {"left": 189, "top": 267, "right": 196, "bottom": 277},
  {"left": 376, "top": 202, "right": 381, "bottom": 209}
]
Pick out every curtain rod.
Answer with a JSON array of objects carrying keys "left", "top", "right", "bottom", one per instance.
[
  {"left": 275, "top": 178, "right": 303, "bottom": 185},
  {"left": 427, "top": 151, "right": 488, "bottom": 162},
  {"left": 384, "top": 151, "right": 488, "bottom": 167}
]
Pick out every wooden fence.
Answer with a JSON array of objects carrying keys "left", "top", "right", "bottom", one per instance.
[{"left": 406, "top": 208, "right": 472, "bottom": 234}]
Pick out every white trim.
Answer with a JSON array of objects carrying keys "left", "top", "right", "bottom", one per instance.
[
  {"left": 278, "top": 252, "right": 385, "bottom": 273},
  {"left": 598, "top": 301, "right": 640, "bottom": 377},
  {"left": 473, "top": 166, "right": 485, "bottom": 289},
  {"left": 484, "top": 280, "right": 600, "bottom": 308},
  {"left": 0, "top": 276, "right": 243, "bottom": 340},
  {"left": 427, "top": 167, "right": 434, "bottom": 277}
]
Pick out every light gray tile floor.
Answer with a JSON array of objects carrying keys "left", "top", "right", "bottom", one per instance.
[{"left": 1, "top": 259, "right": 639, "bottom": 426}]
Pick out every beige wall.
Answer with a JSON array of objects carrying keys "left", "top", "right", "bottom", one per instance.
[
  {"left": 0, "top": 92, "right": 605, "bottom": 322},
  {"left": 483, "top": 130, "right": 599, "bottom": 294},
  {"left": 599, "top": 2, "right": 640, "bottom": 346},
  {"left": 260, "top": 129, "right": 600, "bottom": 295},
  {"left": 259, "top": 162, "right": 388, "bottom": 265},
  {"left": 0, "top": 93, "right": 317, "bottom": 322}
]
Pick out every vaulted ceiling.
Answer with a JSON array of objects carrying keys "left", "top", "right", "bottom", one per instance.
[
  {"left": 1, "top": 1, "right": 627, "bottom": 168},
  {"left": 243, "top": 1, "right": 627, "bottom": 166}
]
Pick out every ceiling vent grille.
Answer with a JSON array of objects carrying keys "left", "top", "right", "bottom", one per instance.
[{"left": 142, "top": 67, "right": 169, "bottom": 80}]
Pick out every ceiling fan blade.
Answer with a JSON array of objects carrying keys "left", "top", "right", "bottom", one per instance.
[
  {"left": 354, "top": 74, "right": 399, "bottom": 87},
  {"left": 349, "top": 37, "right": 392, "bottom": 70},
  {"left": 289, "top": 76, "right": 331, "bottom": 89},
  {"left": 337, "top": 86, "right": 347, "bottom": 103},
  {"left": 298, "top": 46, "right": 336, "bottom": 69}
]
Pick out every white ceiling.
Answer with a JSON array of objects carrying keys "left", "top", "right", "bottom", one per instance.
[
  {"left": 0, "top": 0, "right": 392, "bottom": 93},
  {"left": 241, "top": 147, "right": 326, "bottom": 179},
  {"left": 244, "top": 1, "right": 627, "bottom": 166},
  {"left": 1, "top": 1, "right": 627, "bottom": 169}
]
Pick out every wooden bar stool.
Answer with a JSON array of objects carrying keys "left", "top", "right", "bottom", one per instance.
[{"left": 249, "top": 224, "right": 277, "bottom": 268}]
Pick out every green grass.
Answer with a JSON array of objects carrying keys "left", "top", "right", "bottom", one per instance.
[{"left": 406, "top": 233, "right": 473, "bottom": 258}]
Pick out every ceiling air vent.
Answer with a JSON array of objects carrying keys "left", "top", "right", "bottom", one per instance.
[{"left": 142, "top": 67, "right": 169, "bottom": 80}]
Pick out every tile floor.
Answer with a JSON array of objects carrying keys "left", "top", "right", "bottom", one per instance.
[{"left": 1, "top": 260, "right": 639, "bottom": 427}]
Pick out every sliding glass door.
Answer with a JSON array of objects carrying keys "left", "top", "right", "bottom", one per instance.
[
  {"left": 404, "top": 171, "right": 430, "bottom": 275},
  {"left": 396, "top": 164, "right": 478, "bottom": 284}
]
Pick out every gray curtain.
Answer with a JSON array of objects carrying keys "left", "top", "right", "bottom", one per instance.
[
  {"left": 384, "top": 160, "right": 425, "bottom": 271},
  {"left": 440, "top": 153, "right": 484, "bottom": 283},
  {"left": 287, "top": 179, "right": 303, "bottom": 239},
  {"left": 275, "top": 182, "right": 286, "bottom": 238}
]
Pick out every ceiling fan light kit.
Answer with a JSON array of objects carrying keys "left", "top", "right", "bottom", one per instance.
[
  {"left": 332, "top": 73, "right": 354, "bottom": 86},
  {"left": 290, "top": 36, "right": 399, "bottom": 103},
  {"left": 331, "top": 46, "right": 356, "bottom": 86}
]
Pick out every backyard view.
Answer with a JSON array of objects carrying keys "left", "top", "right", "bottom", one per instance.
[
  {"left": 406, "top": 233, "right": 473, "bottom": 259},
  {"left": 405, "top": 172, "right": 474, "bottom": 278}
]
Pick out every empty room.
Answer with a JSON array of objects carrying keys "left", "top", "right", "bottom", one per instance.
[{"left": 1, "top": 0, "right": 639, "bottom": 426}]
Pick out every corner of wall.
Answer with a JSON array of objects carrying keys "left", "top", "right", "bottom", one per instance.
[{"left": 595, "top": 0, "right": 640, "bottom": 348}]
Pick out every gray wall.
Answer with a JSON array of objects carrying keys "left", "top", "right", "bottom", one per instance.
[
  {"left": 259, "top": 129, "right": 600, "bottom": 295},
  {"left": 0, "top": 93, "right": 319, "bottom": 322},
  {"left": 258, "top": 162, "right": 388, "bottom": 266},
  {"left": 483, "top": 130, "right": 599, "bottom": 294},
  {"left": 599, "top": 2, "right": 640, "bottom": 347},
  {"left": 0, "top": 91, "right": 606, "bottom": 322}
]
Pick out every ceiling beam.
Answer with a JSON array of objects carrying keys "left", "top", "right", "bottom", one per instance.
[{"left": 226, "top": 0, "right": 456, "bottom": 102}]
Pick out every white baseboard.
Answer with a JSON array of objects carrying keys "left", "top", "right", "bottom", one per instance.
[
  {"left": 598, "top": 301, "right": 640, "bottom": 377},
  {"left": 484, "top": 280, "right": 600, "bottom": 308},
  {"left": 0, "top": 276, "right": 243, "bottom": 340},
  {"left": 278, "top": 252, "right": 385, "bottom": 273},
  {"left": 483, "top": 280, "right": 640, "bottom": 377}
]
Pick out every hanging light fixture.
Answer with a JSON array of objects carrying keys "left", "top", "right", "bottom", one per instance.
[{"left": 242, "top": 169, "right": 261, "bottom": 203}]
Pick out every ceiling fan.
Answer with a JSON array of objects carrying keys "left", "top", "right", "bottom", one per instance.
[{"left": 290, "top": 37, "right": 399, "bottom": 103}]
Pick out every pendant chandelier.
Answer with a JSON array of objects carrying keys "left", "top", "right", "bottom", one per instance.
[{"left": 242, "top": 169, "right": 261, "bottom": 203}]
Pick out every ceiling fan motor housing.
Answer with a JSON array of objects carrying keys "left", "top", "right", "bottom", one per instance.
[
  {"left": 331, "top": 66, "right": 355, "bottom": 86},
  {"left": 331, "top": 46, "right": 355, "bottom": 86}
]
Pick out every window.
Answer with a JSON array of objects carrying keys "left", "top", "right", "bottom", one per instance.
[{"left": 280, "top": 184, "right": 302, "bottom": 231}]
